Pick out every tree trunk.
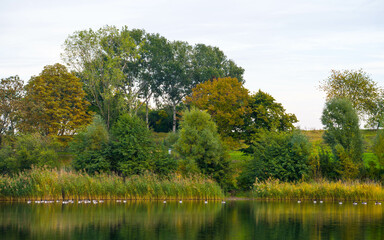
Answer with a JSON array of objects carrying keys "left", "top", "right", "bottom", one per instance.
[
  {"left": 172, "top": 103, "right": 177, "bottom": 132},
  {"left": 146, "top": 101, "right": 149, "bottom": 128}
]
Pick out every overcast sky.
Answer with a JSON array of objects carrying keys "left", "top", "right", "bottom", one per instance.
[{"left": 1, "top": 0, "right": 383, "bottom": 129}]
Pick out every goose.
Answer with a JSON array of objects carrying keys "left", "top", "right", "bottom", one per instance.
[
  {"left": 313, "top": 200, "right": 317, "bottom": 204},
  {"left": 362, "top": 201, "right": 367, "bottom": 205},
  {"left": 319, "top": 200, "right": 323, "bottom": 204},
  {"left": 339, "top": 201, "right": 343, "bottom": 205},
  {"left": 297, "top": 200, "right": 301, "bottom": 204},
  {"left": 179, "top": 200, "right": 183, "bottom": 203},
  {"left": 204, "top": 200, "right": 208, "bottom": 204},
  {"left": 353, "top": 201, "right": 358, "bottom": 205},
  {"left": 375, "top": 201, "right": 381, "bottom": 205},
  {"left": 163, "top": 200, "right": 166, "bottom": 204},
  {"left": 27, "top": 200, "right": 31, "bottom": 204},
  {"left": 221, "top": 201, "right": 226, "bottom": 204},
  {"left": 99, "top": 200, "right": 104, "bottom": 203}
]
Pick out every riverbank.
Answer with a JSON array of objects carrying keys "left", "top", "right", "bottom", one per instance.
[{"left": 0, "top": 167, "right": 224, "bottom": 201}]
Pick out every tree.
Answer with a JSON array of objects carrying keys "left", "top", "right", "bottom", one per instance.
[
  {"left": 110, "top": 113, "right": 157, "bottom": 176},
  {"left": 174, "top": 108, "right": 234, "bottom": 190},
  {"left": 187, "top": 77, "right": 249, "bottom": 141},
  {"left": 239, "top": 130, "right": 311, "bottom": 190},
  {"left": 243, "top": 90, "right": 297, "bottom": 141},
  {"left": 0, "top": 76, "right": 24, "bottom": 142},
  {"left": 62, "top": 26, "right": 141, "bottom": 129},
  {"left": 70, "top": 115, "right": 110, "bottom": 174},
  {"left": 319, "top": 69, "right": 380, "bottom": 118},
  {"left": 21, "top": 64, "right": 92, "bottom": 140},
  {"left": 321, "top": 98, "right": 363, "bottom": 179}
]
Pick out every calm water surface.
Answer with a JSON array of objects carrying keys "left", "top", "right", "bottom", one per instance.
[{"left": 1, "top": 200, "right": 384, "bottom": 240}]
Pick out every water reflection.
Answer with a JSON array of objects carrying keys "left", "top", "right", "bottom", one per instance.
[{"left": 1, "top": 200, "right": 384, "bottom": 239}]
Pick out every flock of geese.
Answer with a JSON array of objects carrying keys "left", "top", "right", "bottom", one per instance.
[
  {"left": 297, "top": 200, "right": 382, "bottom": 205},
  {"left": 27, "top": 200, "right": 226, "bottom": 204}
]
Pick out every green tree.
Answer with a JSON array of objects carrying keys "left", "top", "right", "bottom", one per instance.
[
  {"left": 0, "top": 76, "right": 24, "bottom": 144},
  {"left": 319, "top": 69, "right": 380, "bottom": 118},
  {"left": 244, "top": 90, "right": 297, "bottom": 141},
  {"left": 187, "top": 77, "right": 250, "bottom": 142},
  {"left": 21, "top": 64, "right": 92, "bottom": 140},
  {"left": 321, "top": 98, "right": 363, "bottom": 179},
  {"left": 70, "top": 115, "right": 110, "bottom": 174},
  {"left": 174, "top": 108, "right": 234, "bottom": 190},
  {"left": 62, "top": 26, "right": 141, "bottom": 129},
  {"left": 239, "top": 130, "right": 311, "bottom": 190},
  {"left": 110, "top": 114, "right": 157, "bottom": 176}
]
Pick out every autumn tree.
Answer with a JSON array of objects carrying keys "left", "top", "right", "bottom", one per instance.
[
  {"left": 319, "top": 69, "right": 380, "bottom": 119},
  {"left": 21, "top": 63, "right": 92, "bottom": 139},
  {"left": 0, "top": 76, "right": 24, "bottom": 141},
  {"left": 187, "top": 77, "right": 249, "bottom": 142}
]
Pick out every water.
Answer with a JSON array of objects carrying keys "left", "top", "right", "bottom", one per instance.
[{"left": 1, "top": 200, "right": 384, "bottom": 240}]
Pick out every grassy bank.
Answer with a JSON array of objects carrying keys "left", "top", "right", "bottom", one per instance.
[
  {"left": 251, "top": 178, "right": 384, "bottom": 201},
  {"left": 0, "top": 167, "right": 224, "bottom": 201}
]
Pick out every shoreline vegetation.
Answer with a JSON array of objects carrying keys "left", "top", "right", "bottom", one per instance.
[
  {"left": 251, "top": 178, "right": 384, "bottom": 201},
  {"left": 0, "top": 167, "right": 224, "bottom": 201}
]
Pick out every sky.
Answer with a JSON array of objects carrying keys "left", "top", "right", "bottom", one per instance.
[{"left": 1, "top": 0, "right": 383, "bottom": 129}]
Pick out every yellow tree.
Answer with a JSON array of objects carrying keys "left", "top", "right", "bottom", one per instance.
[
  {"left": 186, "top": 77, "right": 249, "bottom": 142},
  {"left": 21, "top": 63, "right": 92, "bottom": 140}
]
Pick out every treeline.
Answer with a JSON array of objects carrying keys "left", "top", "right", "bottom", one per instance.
[{"left": 2, "top": 25, "right": 384, "bottom": 197}]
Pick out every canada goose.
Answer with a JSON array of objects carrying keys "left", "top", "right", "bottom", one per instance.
[
  {"left": 27, "top": 200, "right": 31, "bottom": 204},
  {"left": 353, "top": 202, "right": 357, "bottom": 205},
  {"left": 163, "top": 200, "right": 166, "bottom": 203},
  {"left": 362, "top": 201, "right": 367, "bottom": 205},
  {"left": 375, "top": 201, "right": 381, "bottom": 205},
  {"left": 313, "top": 200, "right": 317, "bottom": 204},
  {"left": 179, "top": 200, "right": 182, "bottom": 203},
  {"left": 319, "top": 200, "right": 323, "bottom": 204},
  {"left": 339, "top": 201, "right": 343, "bottom": 205},
  {"left": 221, "top": 201, "right": 226, "bottom": 204},
  {"left": 297, "top": 200, "right": 301, "bottom": 203},
  {"left": 204, "top": 200, "right": 208, "bottom": 204}
]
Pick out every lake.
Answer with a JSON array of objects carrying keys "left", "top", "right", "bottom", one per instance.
[{"left": 1, "top": 200, "right": 384, "bottom": 239}]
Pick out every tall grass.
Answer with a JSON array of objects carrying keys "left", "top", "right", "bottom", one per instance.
[
  {"left": 0, "top": 167, "right": 224, "bottom": 201},
  {"left": 251, "top": 178, "right": 384, "bottom": 201}
]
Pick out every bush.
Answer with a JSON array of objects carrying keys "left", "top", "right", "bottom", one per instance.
[
  {"left": 70, "top": 115, "right": 110, "bottom": 174},
  {"left": 174, "top": 108, "right": 235, "bottom": 191},
  {"left": 0, "top": 133, "right": 59, "bottom": 174},
  {"left": 239, "top": 130, "right": 311, "bottom": 190}
]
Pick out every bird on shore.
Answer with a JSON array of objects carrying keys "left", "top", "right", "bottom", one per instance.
[
  {"left": 353, "top": 201, "right": 358, "bottom": 205},
  {"left": 375, "top": 201, "right": 381, "bottom": 205},
  {"left": 313, "top": 200, "right": 317, "bottom": 204},
  {"left": 362, "top": 201, "right": 367, "bottom": 205},
  {"left": 204, "top": 200, "right": 208, "bottom": 204},
  {"left": 339, "top": 201, "right": 343, "bottom": 205},
  {"left": 319, "top": 200, "right": 323, "bottom": 204},
  {"left": 297, "top": 200, "right": 301, "bottom": 203},
  {"left": 221, "top": 201, "right": 226, "bottom": 204},
  {"left": 179, "top": 200, "right": 182, "bottom": 203},
  {"left": 163, "top": 200, "right": 166, "bottom": 204}
]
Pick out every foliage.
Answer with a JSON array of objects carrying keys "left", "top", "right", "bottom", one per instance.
[
  {"left": 321, "top": 98, "right": 363, "bottom": 174},
  {"left": 0, "top": 167, "right": 224, "bottom": 200},
  {"left": 240, "top": 130, "right": 311, "bottom": 190},
  {"left": 0, "top": 76, "right": 24, "bottom": 138},
  {"left": 244, "top": 90, "right": 297, "bottom": 140},
  {"left": 174, "top": 108, "right": 235, "bottom": 190},
  {"left": 21, "top": 63, "right": 91, "bottom": 139},
  {"left": 319, "top": 69, "right": 380, "bottom": 118},
  {"left": 187, "top": 77, "right": 250, "bottom": 141},
  {"left": 70, "top": 115, "right": 110, "bottom": 174},
  {"left": 63, "top": 26, "right": 141, "bottom": 129},
  {"left": 0, "top": 133, "right": 59, "bottom": 174},
  {"left": 251, "top": 178, "right": 384, "bottom": 201},
  {"left": 110, "top": 114, "right": 157, "bottom": 176}
]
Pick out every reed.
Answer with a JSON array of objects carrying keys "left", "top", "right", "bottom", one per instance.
[
  {"left": 251, "top": 178, "right": 384, "bottom": 201},
  {"left": 0, "top": 167, "right": 224, "bottom": 201}
]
